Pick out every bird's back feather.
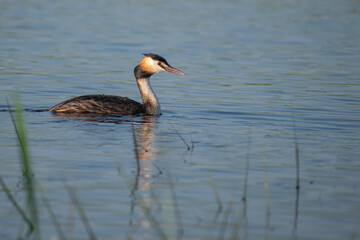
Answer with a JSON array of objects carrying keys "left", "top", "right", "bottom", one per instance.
[{"left": 49, "top": 94, "right": 145, "bottom": 115}]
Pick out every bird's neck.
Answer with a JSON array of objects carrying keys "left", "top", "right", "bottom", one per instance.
[{"left": 136, "top": 77, "right": 161, "bottom": 115}]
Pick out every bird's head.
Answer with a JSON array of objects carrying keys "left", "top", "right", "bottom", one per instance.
[{"left": 134, "top": 53, "right": 185, "bottom": 79}]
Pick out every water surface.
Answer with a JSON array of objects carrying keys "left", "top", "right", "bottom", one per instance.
[{"left": 1, "top": 0, "right": 360, "bottom": 239}]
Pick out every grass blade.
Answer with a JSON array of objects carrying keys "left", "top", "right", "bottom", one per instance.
[
  {"left": 169, "top": 123, "right": 191, "bottom": 151},
  {"left": 292, "top": 115, "right": 300, "bottom": 190},
  {"left": 166, "top": 172, "right": 183, "bottom": 240},
  {"left": 242, "top": 127, "right": 252, "bottom": 205},
  {"left": 7, "top": 97, "right": 39, "bottom": 239},
  {"left": 217, "top": 199, "right": 234, "bottom": 240},
  {"left": 117, "top": 167, "right": 168, "bottom": 240},
  {"left": 291, "top": 107, "right": 300, "bottom": 236},
  {"left": 262, "top": 139, "right": 271, "bottom": 240},
  {"left": 207, "top": 170, "right": 222, "bottom": 211},
  {"left": 0, "top": 176, "right": 34, "bottom": 232},
  {"left": 66, "top": 185, "right": 97, "bottom": 240},
  {"left": 38, "top": 184, "right": 68, "bottom": 240}
]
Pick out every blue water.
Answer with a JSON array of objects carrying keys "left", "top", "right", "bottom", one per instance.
[{"left": 1, "top": 0, "right": 360, "bottom": 239}]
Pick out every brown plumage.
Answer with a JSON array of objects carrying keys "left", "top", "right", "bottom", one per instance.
[
  {"left": 49, "top": 94, "right": 145, "bottom": 115},
  {"left": 49, "top": 53, "right": 184, "bottom": 116}
]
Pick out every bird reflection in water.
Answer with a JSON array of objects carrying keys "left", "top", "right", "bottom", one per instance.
[
  {"left": 129, "top": 115, "right": 163, "bottom": 232},
  {"left": 51, "top": 113, "right": 160, "bottom": 189},
  {"left": 131, "top": 115, "right": 159, "bottom": 191},
  {"left": 52, "top": 113, "right": 161, "bottom": 232}
]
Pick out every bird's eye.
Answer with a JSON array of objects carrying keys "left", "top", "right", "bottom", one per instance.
[{"left": 157, "top": 62, "right": 162, "bottom": 66}]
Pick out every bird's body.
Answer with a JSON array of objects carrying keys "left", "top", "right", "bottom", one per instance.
[
  {"left": 48, "top": 94, "right": 145, "bottom": 115},
  {"left": 49, "top": 53, "right": 184, "bottom": 116}
]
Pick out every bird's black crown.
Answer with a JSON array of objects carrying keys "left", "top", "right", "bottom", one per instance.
[{"left": 143, "top": 53, "right": 169, "bottom": 65}]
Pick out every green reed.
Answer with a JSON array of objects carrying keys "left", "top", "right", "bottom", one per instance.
[{"left": 8, "top": 96, "right": 40, "bottom": 239}]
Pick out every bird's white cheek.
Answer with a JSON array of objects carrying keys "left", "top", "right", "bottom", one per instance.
[
  {"left": 150, "top": 61, "right": 164, "bottom": 73},
  {"left": 158, "top": 66, "right": 167, "bottom": 73},
  {"left": 152, "top": 63, "right": 165, "bottom": 73}
]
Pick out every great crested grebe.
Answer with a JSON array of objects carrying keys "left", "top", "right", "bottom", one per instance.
[{"left": 49, "top": 53, "right": 184, "bottom": 116}]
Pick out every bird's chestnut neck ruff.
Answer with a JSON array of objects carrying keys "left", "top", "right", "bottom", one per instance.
[{"left": 134, "top": 64, "right": 152, "bottom": 79}]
